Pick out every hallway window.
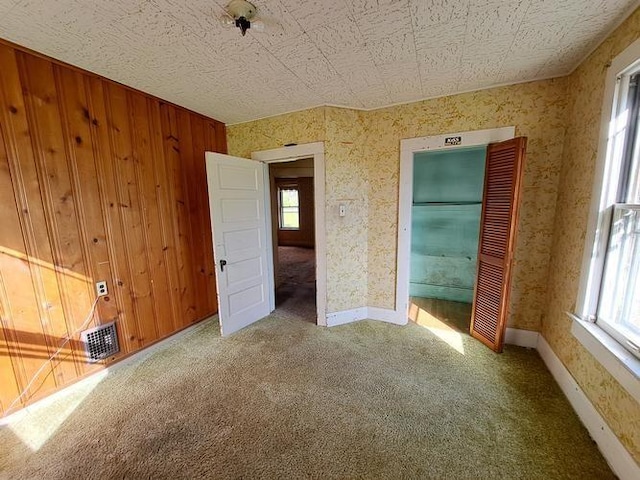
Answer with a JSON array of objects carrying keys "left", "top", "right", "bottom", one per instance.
[{"left": 279, "top": 186, "right": 300, "bottom": 229}]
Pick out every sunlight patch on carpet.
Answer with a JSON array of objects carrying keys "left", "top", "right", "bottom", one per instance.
[
  {"left": 409, "top": 302, "right": 465, "bottom": 354},
  {"left": 1, "top": 369, "right": 107, "bottom": 451}
]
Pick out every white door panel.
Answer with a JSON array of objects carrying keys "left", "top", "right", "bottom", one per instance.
[
  {"left": 223, "top": 228, "right": 261, "bottom": 253},
  {"left": 206, "top": 152, "right": 272, "bottom": 336},
  {"left": 229, "top": 284, "right": 265, "bottom": 315},
  {"left": 218, "top": 164, "right": 260, "bottom": 190},
  {"left": 226, "top": 256, "right": 263, "bottom": 286},
  {"left": 220, "top": 198, "right": 260, "bottom": 222}
]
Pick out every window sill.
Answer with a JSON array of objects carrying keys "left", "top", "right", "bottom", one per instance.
[{"left": 568, "top": 312, "right": 640, "bottom": 402}]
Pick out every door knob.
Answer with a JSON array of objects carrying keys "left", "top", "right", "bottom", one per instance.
[{"left": 219, "top": 259, "right": 227, "bottom": 272}]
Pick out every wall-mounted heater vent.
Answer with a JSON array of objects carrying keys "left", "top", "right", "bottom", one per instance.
[{"left": 81, "top": 322, "right": 119, "bottom": 362}]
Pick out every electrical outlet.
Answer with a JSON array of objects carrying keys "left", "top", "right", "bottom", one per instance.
[{"left": 96, "top": 281, "right": 108, "bottom": 297}]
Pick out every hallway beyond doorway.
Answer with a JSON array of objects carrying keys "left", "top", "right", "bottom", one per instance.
[{"left": 276, "top": 246, "right": 316, "bottom": 322}]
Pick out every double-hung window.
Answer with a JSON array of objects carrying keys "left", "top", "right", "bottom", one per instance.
[
  {"left": 597, "top": 71, "right": 640, "bottom": 357},
  {"left": 279, "top": 186, "right": 300, "bottom": 230},
  {"left": 574, "top": 38, "right": 640, "bottom": 387}
]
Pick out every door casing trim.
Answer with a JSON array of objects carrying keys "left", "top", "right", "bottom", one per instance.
[
  {"left": 252, "top": 142, "right": 327, "bottom": 326},
  {"left": 396, "top": 127, "right": 515, "bottom": 321}
]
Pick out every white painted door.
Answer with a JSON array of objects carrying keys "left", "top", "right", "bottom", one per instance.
[{"left": 205, "top": 152, "right": 272, "bottom": 336}]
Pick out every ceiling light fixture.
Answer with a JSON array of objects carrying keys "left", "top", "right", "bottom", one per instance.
[{"left": 221, "top": 0, "right": 260, "bottom": 36}]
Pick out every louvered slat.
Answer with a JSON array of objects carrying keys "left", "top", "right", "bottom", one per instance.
[
  {"left": 475, "top": 274, "right": 506, "bottom": 319},
  {"left": 470, "top": 137, "right": 527, "bottom": 352}
]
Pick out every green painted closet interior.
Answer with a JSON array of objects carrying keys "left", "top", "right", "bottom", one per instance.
[{"left": 410, "top": 146, "right": 486, "bottom": 303}]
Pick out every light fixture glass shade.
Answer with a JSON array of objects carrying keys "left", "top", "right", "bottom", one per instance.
[
  {"left": 251, "top": 20, "right": 265, "bottom": 32},
  {"left": 220, "top": 15, "right": 235, "bottom": 27}
]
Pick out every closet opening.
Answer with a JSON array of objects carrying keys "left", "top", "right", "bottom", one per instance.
[
  {"left": 398, "top": 127, "right": 526, "bottom": 352},
  {"left": 409, "top": 146, "right": 486, "bottom": 337}
]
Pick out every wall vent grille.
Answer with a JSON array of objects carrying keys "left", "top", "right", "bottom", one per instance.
[{"left": 81, "top": 322, "right": 119, "bottom": 362}]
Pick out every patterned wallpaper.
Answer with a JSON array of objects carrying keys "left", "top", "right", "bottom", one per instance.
[
  {"left": 228, "top": 78, "right": 567, "bottom": 329},
  {"left": 323, "top": 108, "right": 369, "bottom": 312},
  {"left": 542, "top": 8, "right": 640, "bottom": 464},
  {"left": 363, "top": 80, "right": 568, "bottom": 333},
  {"left": 228, "top": 11, "right": 640, "bottom": 461},
  {"left": 226, "top": 107, "right": 326, "bottom": 159}
]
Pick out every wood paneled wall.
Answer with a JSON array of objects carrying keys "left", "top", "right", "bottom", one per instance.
[{"left": 0, "top": 41, "right": 225, "bottom": 416}]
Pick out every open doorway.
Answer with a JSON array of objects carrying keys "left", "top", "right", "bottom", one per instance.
[
  {"left": 397, "top": 127, "right": 522, "bottom": 351},
  {"left": 252, "top": 141, "right": 327, "bottom": 327},
  {"left": 409, "top": 146, "right": 486, "bottom": 334},
  {"left": 205, "top": 142, "right": 326, "bottom": 336},
  {"left": 269, "top": 159, "right": 316, "bottom": 322}
]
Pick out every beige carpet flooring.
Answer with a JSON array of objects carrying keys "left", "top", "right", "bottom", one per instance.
[
  {"left": 275, "top": 246, "right": 316, "bottom": 321},
  {"left": 0, "top": 311, "right": 616, "bottom": 479}
]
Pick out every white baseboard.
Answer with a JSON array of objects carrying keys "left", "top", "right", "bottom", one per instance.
[
  {"left": 327, "top": 314, "right": 540, "bottom": 342},
  {"left": 326, "top": 307, "right": 406, "bottom": 327},
  {"left": 326, "top": 307, "right": 368, "bottom": 327},
  {"left": 367, "top": 307, "right": 407, "bottom": 325},
  {"left": 537, "top": 335, "right": 640, "bottom": 480},
  {"left": 505, "top": 327, "right": 539, "bottom": 348}
]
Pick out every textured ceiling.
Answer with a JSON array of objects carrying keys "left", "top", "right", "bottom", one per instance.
[{"left": 0, "top": 0, "right": 637, "bottom": 124}]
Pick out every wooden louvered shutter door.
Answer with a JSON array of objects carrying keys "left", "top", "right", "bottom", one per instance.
[{"left": 470, "top": 137, "right": 527, "bottom": 352}]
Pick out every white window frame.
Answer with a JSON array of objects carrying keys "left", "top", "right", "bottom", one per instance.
[
  {"left": 571, "top": 38, "right": 640, "bottom": 401},
  {"left": 278, "top": 184, "right": 300, "bottom": 231}
]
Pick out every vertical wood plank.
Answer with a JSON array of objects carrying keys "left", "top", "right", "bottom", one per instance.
[
  {"left": 84, "top": 76, "right": 138, "bottom": 354},
  {"left": 160, "top": 103, "right": 197, "bottom": 325},
  {"left": 190, "top": 115, "right": 216, "bottom": 314},
  {"left": 147, "top": 98, "right": 182, "bottom": 332},
  {"left": 0, "top": 45, "right": 65, "bottom": 399},
  {"left": 214, "top": 120, "right": 228, "bottom": 154},
  {"left": 0, "top": 287, "right": 22, "bottom": 415},
  {"left": 128, "top": 91, "right": 174, "bottom": 337},
  {"left": 0, "top": 123, "right": 32, "bottom": 415},
  {"left": 104, "top": 83, "right": 158, "bottom": 347},
  {"left": 205, "top": 121, "right": 217, "bottom": 152},
  {"left": 176, "top": 110, "right": 207, "bottom": 319},
  {"left": 18, "top": 53, "right": 94, "bottom": 380},
  {"left": 54, "top": 65, "right": 119, "bottom": 374}
]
